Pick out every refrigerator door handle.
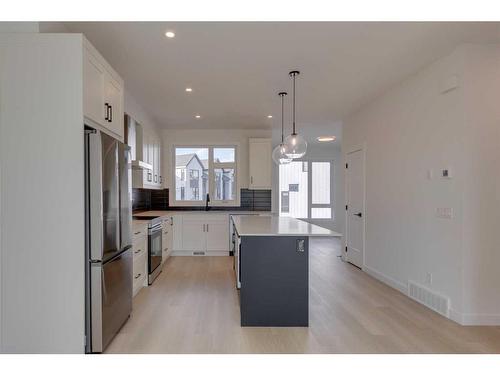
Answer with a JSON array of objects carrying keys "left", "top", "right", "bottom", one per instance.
[{"left": 88, "top": 132, "right": 104, "bottom": 261}]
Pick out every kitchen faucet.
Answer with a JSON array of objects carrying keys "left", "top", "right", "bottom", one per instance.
[{"left": 205, "top": 193, "right": 211, "bottom": 211}]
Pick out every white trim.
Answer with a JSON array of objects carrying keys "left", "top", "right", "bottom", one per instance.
[
  {"left": 449, "top": 309, "right": 500, "bottom": 326},
  {"left": 344, "top": 143, "right": 366, "bottom": 267},
  {"left": 170, "top": 143, "right": 241, "bottom": 207},
  {"left": 363, "top": 265, "right": 408, "bottom": 295},
  {"left": 171, "top": 251, "right": 229, "bottom": 257}
]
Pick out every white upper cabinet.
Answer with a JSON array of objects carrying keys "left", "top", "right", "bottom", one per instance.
[
  {"left": 104, "top": 73, "right": 124, "bottom": 139},
  {"left": 249, "top": 138, "right": 272, "bottom": 189},
  {"left": 83, "top": 38, "right": 124, "bottom": 142},
  {"left": 132, "top": 126, "right": 162, "bottom": 190}
]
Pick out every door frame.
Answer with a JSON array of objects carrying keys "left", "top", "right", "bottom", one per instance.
[{"left": 344, "top": 143, "right": 366, "bottom": 269}]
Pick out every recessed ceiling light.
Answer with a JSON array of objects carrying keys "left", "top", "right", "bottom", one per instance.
[
  {"left": 185, "top": 87, "right": 193, "bottom": 92},
  {"left": 317, "top": 136, "right": 337, "bottom": 142},
  {"left": 165, "top": 31, "right": 175, "bottom": 38},
  {"left": 267, "top": 115, "right": 273, "bottom": 118},
  {"left": 195, "top": 115, "right": 201, "bottom": 119}
]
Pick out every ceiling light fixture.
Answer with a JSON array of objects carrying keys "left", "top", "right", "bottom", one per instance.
[
  {"left": 317, "top": 136, "right": 336, "bottom": 142},
  {"left": 165, "top": 31, "right": 175, "bottom": 38},
  {"left": 185, "top": 87, "right": 192, "bottom": 92},
  {"left": 267, "top": 115, "right": 273, "bottom": 118},
  {"left": 284, "top": 71, "right": 307, "bottom": 159},
  {"left": 272, "top": 92, "right": 292, "bottom": 165},
  {"left": 195, "top": 115, "right": 201, "bottom": 119}
]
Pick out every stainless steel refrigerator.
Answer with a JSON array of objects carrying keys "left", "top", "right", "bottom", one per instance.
[{"left": 84, "top": 128, "right": 133, "bottom": 353}]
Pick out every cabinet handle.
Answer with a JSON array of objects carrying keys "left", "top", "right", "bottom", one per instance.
[
  {"left": 154, "top": 174, "right": 158, "bottom": 183},
  {"left": 109, "top": 105, "right": 113, "bottom": 123},
  {"left": 160, "top": 176, "right": 162, "bottom": 184},
  {"left": 170, "top": 217, "right": 173, "bottom": 226},
  {"left": 207, "top": 224, "right": 209, "bottom": 232},
  {"left": 134, "top": 249, "right": 141, "bottom": 254},
  {"left": 134, "top": 273, "right": 141, "bottom": 279},
  {"left": 134, "top": 231, "right": 141, "bottom": 235},
  {"left": 104, "top": 103, "right": 109, "bottom": 121}
]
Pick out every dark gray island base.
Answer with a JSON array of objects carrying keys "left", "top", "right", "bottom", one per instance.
[{"left": 240, "top": 236, "right": 309, "bottom": 327}]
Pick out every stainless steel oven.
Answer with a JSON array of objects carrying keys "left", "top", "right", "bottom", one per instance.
[{"left": 148, "top": 219, "right": 163, "bottom": 284}]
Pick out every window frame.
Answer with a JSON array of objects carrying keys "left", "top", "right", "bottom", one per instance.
[{"left": 171, "top": 143, "right": 240, "bottom": 207}]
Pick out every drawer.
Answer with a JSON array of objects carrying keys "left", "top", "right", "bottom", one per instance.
[
  {"left": 132, "top": 226, "right": 147, "bottom": 240},
  {"left": 133, "top": 250, "right": 147, "bottom": 275},
  {"left": 132, "top": 235, "right": 147, "bottom": 260},
  {"left": 133, "top": 272, "right": 146, "bottom": 297}
]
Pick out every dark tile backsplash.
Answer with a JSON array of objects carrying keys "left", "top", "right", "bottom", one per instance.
[
  {"left": 132, "top": 189, "right": 151, "bottom": 211},
  {"left": 132, "top": 188, "right": 271, "bottom": 212}
]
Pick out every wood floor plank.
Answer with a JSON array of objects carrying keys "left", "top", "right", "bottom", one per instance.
[{"left": 105, "top": 238, "right": 500, "bottom": 354}]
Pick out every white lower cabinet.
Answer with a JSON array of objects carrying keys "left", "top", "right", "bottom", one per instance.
[
  {"left": 172, "top": 214, "right": 229, "bottom": 256},
  {"left": 162, "top": 217, "right": 173, "bottom": 263},
  {"left": 132, "top": 233, "right": 148, "bottom": 297},
  {"left": 205, "top": 220, "right": 230, "bottom": 252}
]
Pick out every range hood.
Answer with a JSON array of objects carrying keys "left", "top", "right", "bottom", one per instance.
[{"left": 125, "top": 114, "right": 153, "bottom": 170}]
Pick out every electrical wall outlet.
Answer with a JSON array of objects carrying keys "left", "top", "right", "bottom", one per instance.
[{"left": 436, "top": 207, "right": 453, "bottom": 219}]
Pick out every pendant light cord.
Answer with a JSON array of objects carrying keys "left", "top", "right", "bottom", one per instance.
[
  {"left": 292, "top": 74, "right": 296, "bottom": 135},
  {"left": 289, "top": 71, "right": 300, "bottom": 135},
  {"left": 278, "top": 91, "right": 287, "bottom": 143},
  {"left": 281, "top": 93, "right": 285, "bottom": 143}
]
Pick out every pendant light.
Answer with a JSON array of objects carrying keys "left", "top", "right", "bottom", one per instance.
[
  {"left": 284, "top": 70, "right": 307, "bottom": 159},
  {"left": 272, "top": 92, "right": 292, "bottom": 165}
]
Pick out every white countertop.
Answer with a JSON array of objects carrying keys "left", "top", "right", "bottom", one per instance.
[
  {"left": 133, "top": 210, "right": 272, "bottom": 218},
  {"left": 231, "top": 215, "right": 342, "bottom": 237}
]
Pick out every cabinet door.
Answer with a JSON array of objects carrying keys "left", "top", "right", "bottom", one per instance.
[
  {"left": 83, "top": 51, "right": 106, "bottom": 126},
  {"left": 205, "top": 221, "right": 229, "bottom": 252},
  {"left": 249, "top": 138, "right": 271, "bottom": 189},
  {"left": 182, "top": 219, "right": 206, "bottom": 252},
  {"left": 153, "top": 139, "right": 160, "bottom": 186},
  {"left": 104, "top": 73, "right": 124, "bottom": 140},
  {"left": 172, "top": 215, "right": 182, "bottom": 251},
  {"left": 142, "top": 130, "right": 153, "bottom": 186}
]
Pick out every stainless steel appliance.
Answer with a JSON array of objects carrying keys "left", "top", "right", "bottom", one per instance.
[
  {"left": 84, "top": 128, "right": 133, "bottom": 353},
  {"left": 133, "top": 216, "right": 163, "bottom": 284}
]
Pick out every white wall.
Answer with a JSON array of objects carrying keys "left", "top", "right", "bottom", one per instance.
[
  {"left": 0, "top": 34, "right": 85, "bottom": 352},
  {"left": 0, "top": 22, "right": 39, "bottom": 33},
  {"left": 161, "top": 129, "right": 271, "bottom": 195},
  {"left": 124, "top": 90, "right": 162, "bottom": 138},
  {"left": 343, "top": 43, "right": 500, "bottom": 325}
]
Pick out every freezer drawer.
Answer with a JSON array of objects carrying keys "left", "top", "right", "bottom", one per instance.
[{"left": 90, "top": 248, "right": 132, "bottom": 353}]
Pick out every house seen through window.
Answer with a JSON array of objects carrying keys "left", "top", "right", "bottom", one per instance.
[
  {"left": 174, "top": 146, "right": 238, "bottom": 205},
  {"left": 279, "top": 160, "right": 334, "bottom": 219}
]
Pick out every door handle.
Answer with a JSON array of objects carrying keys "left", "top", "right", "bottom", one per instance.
[{"left": 355, "top": 212, "right": 363, "bottom": 217}]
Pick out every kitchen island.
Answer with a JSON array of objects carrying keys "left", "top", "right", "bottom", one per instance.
[{"left": 231, "top": 215, "right": 342, "bottom": 327}]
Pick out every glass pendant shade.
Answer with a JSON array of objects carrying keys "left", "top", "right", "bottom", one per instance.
[
  {"left": 284, "top": 133, "right": 307, "bottom": 159},
  {"left": 272, "top": 143, "right": 292, "bottom": 165}
]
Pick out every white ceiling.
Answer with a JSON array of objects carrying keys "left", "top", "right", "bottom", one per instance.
[{"left": 59, "top": 22, "right": 499, "bottom": 131}]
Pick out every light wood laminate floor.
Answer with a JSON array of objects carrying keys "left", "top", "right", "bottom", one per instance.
[{"left": 106, "top": 238, "right": 500, "bottom": 353}]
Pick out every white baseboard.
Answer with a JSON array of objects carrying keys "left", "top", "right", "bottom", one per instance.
[
  {"left": 363, "top": 265, "right": 408, "bottom": 295},
  {"left": 449, "top": 309, "right": 500, "bottom": 325},
  {"left": 171, "top": 250, "right": 229, "bottom": 257},
  {"left": 363, "top": 266, "right": 500, "bottom": 326}
]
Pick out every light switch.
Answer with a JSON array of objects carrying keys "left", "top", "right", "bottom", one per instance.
[{"left": 441, "top": 169, "right": 452, "bottom": 178}]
